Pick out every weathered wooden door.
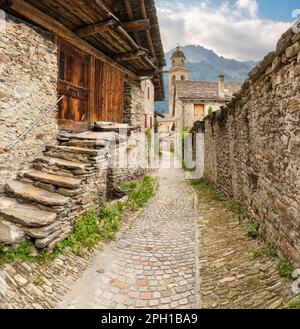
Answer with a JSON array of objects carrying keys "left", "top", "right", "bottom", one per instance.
[
  {"left": 58, "top": 39, "right": 90, "bottom": 131},
  {"left": 94, "top": 59, "right": 124, "bottom": 123}
]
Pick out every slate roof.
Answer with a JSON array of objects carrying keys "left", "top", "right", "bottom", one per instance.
[{"left": 175, "top": 80, "right": 241, "bottom": 101}]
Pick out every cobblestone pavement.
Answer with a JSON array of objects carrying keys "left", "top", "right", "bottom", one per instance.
[
  {"left": 0, "top": 156, "right": 294, "bottom": 309},
  {"left": 58, "top": 161, "right": 200, "bottom": 309},
  {"left": 196, "top": 187, "right": 293, "bottom": 309}
]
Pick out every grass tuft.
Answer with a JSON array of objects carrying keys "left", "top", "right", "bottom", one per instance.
[
  {"left": 117, "top": 181, "right": 138, "bottom": 191},
  {"left": 245, "top": 223, "right": 259, "bottom": 238},
  {"left": 189, "top": 179, "right": 225, "bottom": 202},
  {"left": 288, "top": 294, "right": 300, "bottom": 309},
  {"left": 253, "top": 242, "right": 278, "bottom": 259},
  {"left": 278, "top": 258, "right": 294, "bottom": 280}
]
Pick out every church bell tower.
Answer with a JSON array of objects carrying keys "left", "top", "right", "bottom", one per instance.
[{"left": 168, "top": 46, "right": 189, "bottom": 115}]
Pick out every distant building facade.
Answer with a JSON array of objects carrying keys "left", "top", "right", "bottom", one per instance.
[
  {"left": 168, "top": 47, "right": 241, "bottom": 131},
  {"left": 156, "top": 113, "right": 175, "bottom": 133},
  {"left": 141, "top": 79, "right": 155, "bottom": 131}
]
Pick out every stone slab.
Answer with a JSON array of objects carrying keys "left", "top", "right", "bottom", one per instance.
[
  {"left": 25, "top": 170, "right": 81, "bottom": 189},
  {"left": 0, "top": 220, "right": 25, "bottom": 244},
  {"left": 36, "top": 156, "right": 87, "bottom": 170},
  {"left": 6, "top": 180, "right": 69, "bottom": 206},
  {"left": 0, "top": 202, "right": 57, "bottom": 227}
]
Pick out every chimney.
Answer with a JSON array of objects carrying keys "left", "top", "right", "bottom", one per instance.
[{"left": 219, "top": 74, "right": 225, "bottom": 98}]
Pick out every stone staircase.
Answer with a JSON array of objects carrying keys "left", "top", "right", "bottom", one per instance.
[{"left": 0, "top": 131, "right": 120, "bottom": 249}]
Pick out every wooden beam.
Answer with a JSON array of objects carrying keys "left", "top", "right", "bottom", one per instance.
[
  {"left": 124, "top": 0, "right": 141, "bottom": 45},
  {"left": 123, "top": 19, "right": 150, "bottom": 32},
  {"left": 139, "top": 0, "right": 156, "bottom": 59},
  {"left": 114, "top": 49, "right": 147, "bottom": 62},
  {"left": 0, "top": 0, "right": 12, "bottom": 9},
  {"left": 76, "top": 19, "right": 120, "bottom": 37},
  {"left": 9, "top": 0, "right": 138, "bottom": 79},
  {"left": 137, "top": 68, "right": 161, "bottom": 77}
]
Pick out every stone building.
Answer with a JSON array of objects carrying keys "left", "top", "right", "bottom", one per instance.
[
  {"left": 168, "top": 46, "right": 190, "bottom": 113},
  {"left": 156, "top": 113, "right": 175, "bottom": 133},
  {"left": 168, "top": 47, "right": 240, "bottom": 131},
  {"left": 0, "top": 0, "right": 165, "bottom": 247},
  {"left": 141, "top": 78, "right": 155, "bottom": 131},
  {"left": 173, "top": 78, "right": 241, "bottom": 131}
]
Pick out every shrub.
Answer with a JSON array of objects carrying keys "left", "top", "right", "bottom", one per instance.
[
  {"left": 246, "top": 223, "right": 259, "bottom": 238},
  {"left": 278, "top": 258, "right": 294, "bottom": 280},
  {"left": 208, "top": 106, "right": 213, "bottom": 115}
]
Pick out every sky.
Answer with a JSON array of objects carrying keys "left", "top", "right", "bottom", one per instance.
[{"left": 156, "top": 0, "right": 299, "bottom": 61}]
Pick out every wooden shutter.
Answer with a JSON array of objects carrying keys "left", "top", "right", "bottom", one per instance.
[{"left": 194, "top": 104, "right": 204, "bottom": 117}]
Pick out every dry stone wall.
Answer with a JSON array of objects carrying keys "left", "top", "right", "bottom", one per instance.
[
  {"left": 0, "top": 14, "right": 58, "bottom": 194},
  {"left": 108, "top": 79, "right": 146, "bottom": 195},
  {"left": 196, "top": 28, "right": 300, "bottom": 265}
]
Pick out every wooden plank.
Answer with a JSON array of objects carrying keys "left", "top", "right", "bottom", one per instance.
[
  {"left": 114, "top": 49, "right": 147, "bottom": 62},
  {"left": 88, "top": 56, "right": 96, "bottom": 127},
  {"left": 123, "top": 19, "right": 150, "bottom": 32},
  {"left": 139, "top": 0, "right": 156, "bottom": 60},
  {"left": 75, "top": 19, "right": 119, "bottom": 37},
  {"left": 9, "top": 0, "right": 138, "bottom": 79}
]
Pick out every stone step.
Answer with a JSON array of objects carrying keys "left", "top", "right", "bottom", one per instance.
[
  {"left": 24, "top": 221, "right": 62, "bottom": 239},
  {"left": 66, "top": 139, "right": 107, "bottom": 148},
  {"left": 0, "top": 201, "right": 57, "bottom": 227},
  {"left": 48, "top": 145, "right": 100, "bottom": 156},
  {"left": 24, "top": 170, "right": 81, "bottom": 189},
  {"left": 6, "top": 180, "right": 69, "bottom": 206},
  {"left": 0, "top": 220, "right": 25, "bottom": 244},
  {"left": 35, "top": 156, "right": 87, "bottom": 170},
  {"left": 64, "top": 131, "right": 120, "bottom": 142},
  {"left": 94, "top": 122, "right": 131, "bottom": 133}
]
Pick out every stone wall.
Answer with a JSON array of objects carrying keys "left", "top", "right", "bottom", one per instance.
[
  {"left": 0, "top": 14, "right": 58, "bottom": 194},
  {"left": 196, "top": 28, "right": 300, "bottom": 265},
  {"left": 123, "top": 78, "right": 145, "bottom": 131},
  {"left": 108, "top": 78, "right": 146, "bottom": 196}
]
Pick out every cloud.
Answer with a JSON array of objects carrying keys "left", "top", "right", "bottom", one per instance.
[{"left": 157, "top": 0, "right": 291, "bottom": 61}]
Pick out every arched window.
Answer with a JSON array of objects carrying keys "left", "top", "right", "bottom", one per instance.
[
  {"left": 172, "top": 60, "right": 175, "bottom": 66},
  {"left": 181, "top": 75, "right": 185, "bottom": 80},
  {"left": 172, "top": 75, "right": 176, "bottom": 85},
  {"left": 182, "top": 59, "right": 184, "bottom": 65}
]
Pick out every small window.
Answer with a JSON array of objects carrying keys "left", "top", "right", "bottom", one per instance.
[
  {"left": 182, "top": 59, "right": 184, "bottom": 65},
  {"left": 172, "top": 75, "right": 176, "bottom": 85},
  {"left": 194, "top": 104, "right": 204, "bottom": 117},
  {"left": 181, "top": 75, "right": 185, "bottom": 80},
  {"left": 147, "top": 86, "right": 150, "bottom": 100}
]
